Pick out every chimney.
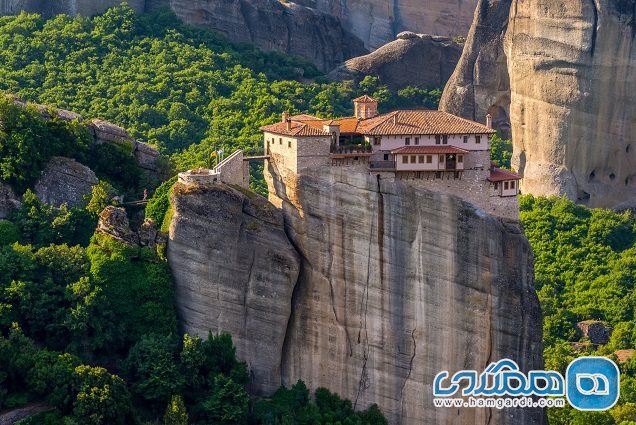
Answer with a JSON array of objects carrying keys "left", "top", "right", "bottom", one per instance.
[
  {"left": 393, "top": 113, "right": 398, "bottom": 125},
  {"left": 486, "top": 114, "right": 493, "bottom": 129},
  {"left": 282, "top": 111, "right": 289, "bottom": 122}
]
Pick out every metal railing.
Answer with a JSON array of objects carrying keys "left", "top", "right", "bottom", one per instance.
[
  {"left": 369, "top": 161, "right": 396, "bottom": 169},
  {"left": 330, "top": 144, "right": 372, "bottom": 154}
]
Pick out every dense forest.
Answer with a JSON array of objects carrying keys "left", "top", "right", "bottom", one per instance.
[
  {"left": 0, "top": 4, "right": 634, "bottom": 425},
  {"left": 520, "top": 196, "right": 636, "bottom": 424}
]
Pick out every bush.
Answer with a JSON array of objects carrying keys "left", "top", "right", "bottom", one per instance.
[{"left": 0, "top": 220, "right": 19, "bottom": 245}]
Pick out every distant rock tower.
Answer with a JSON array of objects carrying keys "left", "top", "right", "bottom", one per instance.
[{"left": 353, "top": 95, "right": 379, "bottom": 119}]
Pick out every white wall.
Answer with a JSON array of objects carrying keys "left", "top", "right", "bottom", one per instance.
[
  {"left": 395, "top": 153, "right": 466, "bottom": 171},
  {"left": 501, "top": 180, "right": 519, "bottom": 197},
  {"left": 372, "top": 134, "right": 491, "bottom": 152}
]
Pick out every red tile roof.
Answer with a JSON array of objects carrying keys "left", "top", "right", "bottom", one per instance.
[
  {"left": 391, "top": 146, "right": 470, "bottom": 155},
  {"left": 359, "top": 110, "right": 496, "bottom": 136},
  {"left": 260, "top": 121, "right": 330, "bottom": 137},
  {"left": 288, "top": 114, "right": 321, "bottom": 121},
  {"left": 488, "top": 168, "right": 522, "bottom": 182},
  {"left": 353, "top": 95, "right": 377, "bottom": 103}
]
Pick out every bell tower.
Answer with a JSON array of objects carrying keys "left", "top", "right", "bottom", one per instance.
[{"left": 353, "top": 95, "right": 379, "bottom": 119}]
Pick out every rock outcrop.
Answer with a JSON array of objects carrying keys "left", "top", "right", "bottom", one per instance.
[
  {"left": 169, "top": 0, "right": 368, "bottom": 73},
  {"left": 97, "top": 206, "right": 166, "bottom": 247},
  {"left": 34, "top": 156, "right": 98, "bottom": 208},
  {"left": 576, "top": 320, "right": 612, "bottom": 345},
  {"left": 442, "top": 0, "right": 636, "bottom": 208},
  {"left": 298, "top": 0, "right": 479, "bottom": 49},
  {"left": 168, "top": 167, "right": 545, "bottom": 424},
  {"left": 0, "top": 183, "right": 21, "bottom": 219},
  {"left": 439, "top": 0, "right": 512, "bottom": 137},
  {"left": 167, "top": 183, "right": 301, "bottom": 395},
  {"left": 328, "top": 33, "right": 463, "bottom": 90},
  {"left": 505, "top": 0, "right": 636, "bottom": 208}
]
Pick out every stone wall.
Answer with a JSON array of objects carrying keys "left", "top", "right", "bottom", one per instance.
[{"left": 215, "top": 150, "right": 250, "bottom": 189}]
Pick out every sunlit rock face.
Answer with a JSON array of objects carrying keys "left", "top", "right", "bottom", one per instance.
[
  {"left": 443, "top": 0, "right": 636, "bottom": 208},
  {"left": 266, "top": 166, "right": 545, "bottom": 425},
  {"left": 0, "top": 0, "right": 146, "bottom": 17},
  {"left": 168, "top": 165, "right": 546, "bottom": 424},
  {"left": 301, "top": 0, "right": 479, "bottom": 49},
  {"left": 505, "top": 0, "right": 636, "bottom": 208}
]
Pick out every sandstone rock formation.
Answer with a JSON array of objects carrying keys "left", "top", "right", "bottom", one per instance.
[
  {"left": 505, "top": 0, "right": 636, "bottom": 208},
  {"left": 576, "top": 320, "right": 612, "bottom": 345},
  {"left": 34, "top": 156, "right": 98, "bottom": 208},
  {"left": 298, "top": 0, "right": 479, "bottom": 49},
  {"left": 168, "top": 167, "right": 545, "bottom": 424},
  {"left": 169, "top": 0, "right": 368, "bottom": 73},
  {"left": 167, "top": 182, "right": 301, "bottom": 395},
  {"left": 97, "top": 206, "right": 167, "bottom": 247},
  {"left": 327, "top": 33, "right": 463, "bottom": 90},
  {"left": 442, "top": 0, "right": 636, "bottom": 208},
  {"left": 439, "top": 0, "right": 512, "bottom": 136}
]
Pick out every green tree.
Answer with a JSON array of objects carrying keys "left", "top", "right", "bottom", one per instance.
[
  {"left": 164, "top": 394, "right": 188, "bottom": 425},
  {"left": 72, "top": 365, "right": 132, "bottom": 425},
  {"left": 198, "top": 375, "right": 249, "bottom": 425}
]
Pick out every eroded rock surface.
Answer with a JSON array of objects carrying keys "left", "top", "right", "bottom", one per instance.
[
  {"left": 34, "top": 156, "right": 98, "bottom": 208},
  {"left": 439, "top": 0, "right": 512, "bottom": 136},
  {"left": 442, "top": 0, "right": 636, "bottom": 208},
  {"left": 299, "top": 0, "right": 479, "bottom": 49},
  {"left": 167, "top": 183, "right": 301, "bottom": 395},
  {"left": 0, "top": 183, "right": 21, "bottom": 219},
  {"left": 505, "top": 0, "right": 636, "bottom": 208},
  {"left": 168, "top": 167, "right": 545, "bottom": 424},
  {"left": 328, "top": 33, "right": 463, "bottom": 90},
  {"left": 169, "top": 0, "right": 367, "bottom": 72}
]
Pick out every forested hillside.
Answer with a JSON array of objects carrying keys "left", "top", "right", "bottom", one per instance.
[
  {"left": 0, "top": 5, "right": 439, "bottom": 193},
  {"left": 521, "top": 196, "right": 636, "bottom": 424}
]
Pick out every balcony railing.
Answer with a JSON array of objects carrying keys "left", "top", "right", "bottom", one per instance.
[
  {"left": 369, "top": 160, "right": 396, "bottom": 170},
  {"left": 330, "top": 144, "right": 372, "bottom": 155}
]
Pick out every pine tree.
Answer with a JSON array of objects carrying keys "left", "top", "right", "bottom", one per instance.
[{"left": 164, "top": 395, "right": 188, "bottom": 425}]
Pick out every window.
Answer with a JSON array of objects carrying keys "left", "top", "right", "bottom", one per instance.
[
  {"left": 411, "top": 155, "right": 416, "bottom": 164},
  {"left": 463, "top": 136, "right": 468, "bottom": 144},
  {"left": 383, "top": 154, "right": 389, "bottom": 161},
  {"left": 426, "top": 155, "right": 433, "bottom": 164},
  {"left": 402, "top": 156, "right": 408, "bottom": 164},
  {"left": 415, "top": 137, "right": 420, "bottom": 145},
  {"left": 405, "top": 137, "right": 411, "bottom": 145},
  {"left": 435, "top": 135, "right": 441, "bottom": 145},
  {"left": 418, "top": 155, "right": 425, "bottom": 163},
  {"left": 458, "top": 155, "right": 463, "bottom": 163},
  {"left": 494, "top": 182, "right": 499, "bottom": 190},
  {"left": 439, "top": 155, "right": 445, "bottom": 164},
  {"left": 374, "top": 137, "right": 381, "bottom": 146},
  {"left": 476, "top": 135, "right": 481, "bottom": 144},
  {"left": 288, "top": 141, "right": 291, "bottom": 148},
  {"left": 511, "top": 181, "right": 516, "bottom": 189},
  {"left": 504, "top": 181, "right": 509, "bottom": 190},
  {"left": 279, "top": 138, "right": 283, "bottom": 145},
  {"left": 442, "top": 135, "right": 448, "bottom": 145}
]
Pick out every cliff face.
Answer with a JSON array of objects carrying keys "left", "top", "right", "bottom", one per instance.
[
  {"left": 439, "top": 0, "right": 512, "bottom": 136},
  {"left": 505, "top": 0, "right": 636, "bottom": 208},
  {"left": 167, "top": 183, "right": 301, "bottom": 395},
  {"left": 327, "top": 32, "right": 463, "bottom": 90},
  {"left": 298, "top": 0, "right": 479, "bottom": 49},
  {"left": 442, "top": 0, "right": 636, "bottom": 208},
  {"left": 168, "top": 166, "right": 545, "bottom": 424},
  {"left": 168, "top": 0, "right": 368, "bottom": 73}
]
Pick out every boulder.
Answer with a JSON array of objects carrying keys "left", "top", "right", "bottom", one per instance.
[
  {"left": 96, "top": 206, "right": 139, "bottom": 245},
  {"left": 0, "top": 182, "right": 21, "bottom": 219},
  {"left": 89, "top": 119, "right": 133, "bottom": 146},
  {"left": 34, "top": 157, "right": 98, "bottom": 208},
  {"left": 577, "top": 320, "right": 612, "bottom": 345},
  {"left": 133, "top": 141, "right": 160, "bottom": 172},
  {"left": 328, "top": 33, "right": 463, "bottom": 90}
]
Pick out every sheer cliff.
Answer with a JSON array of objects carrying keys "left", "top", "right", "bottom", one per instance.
[
  {"left": 441, "top": 0, "right": 636, "bottom": 209},
  {"left": 297, "top": 0, "right": 479, "bottom": 49},
  {"left": 168, "top": 168, "right": 545, "bottom": 424}
]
